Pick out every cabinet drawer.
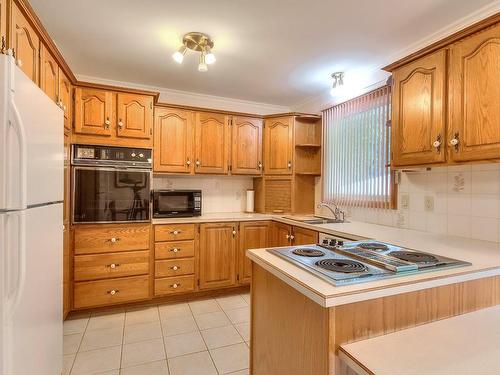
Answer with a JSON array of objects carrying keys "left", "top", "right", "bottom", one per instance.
[
  {"left": 74, "top": 250, "right": 150, "bottom": 281},
  {"left": 155, "top": 224, "right": 195, "bottom": 242},
  {"left": 74, "top": 224, "right": 150, "bottom": 254},
  {"left": 74, "top": 275, "right": 149, "bottom": 309},
  {"left": 155, "top": 258, "right": 194, "bottom": 278},
  {"left": 155, "top": 240, "right": 195, "bottom": 259},
  {"left": 155, "top": 275, "right": 195, "bottom": 296}
]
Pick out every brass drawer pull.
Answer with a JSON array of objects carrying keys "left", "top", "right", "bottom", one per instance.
[
  {"left": 108, "top": 237, "right": 120, "bottom": 243},
  {"left": 171, "top": 265, "right": 180, "bottom": 271},
  {"left": 106, "top": 263, "right": 120, "bottom": 269},
  {"left": 107, "top": 289, "right": 120, "bottom": 295},
  {"left": 170, "top": 283, "right": 180, "bottom": 289},
  {"left": 170, "top": 248, "right": 180, "bottom": 253},
  {"left": 170, "top": 230, "right": 181, "bottom": 235}
]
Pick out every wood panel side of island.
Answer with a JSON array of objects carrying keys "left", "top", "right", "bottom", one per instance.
[{"left": 250, "top": 263, "right": 500, "bottom": 375}]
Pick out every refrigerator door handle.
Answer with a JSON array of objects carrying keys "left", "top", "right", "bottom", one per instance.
[
  {"left": 5, "top": 211, "right": 27, "bottom": 318},
  {"left": 7, "top": 99, "right": 27, "bottom": 210}
]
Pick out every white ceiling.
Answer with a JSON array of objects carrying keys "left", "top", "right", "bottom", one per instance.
[{"left": 31, "top": 0, "right": 496, "bottom": 106}]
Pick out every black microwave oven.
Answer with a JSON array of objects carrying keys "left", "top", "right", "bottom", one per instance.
[{"left": 153, "top": 190, "right": 202, "bottom": 218}]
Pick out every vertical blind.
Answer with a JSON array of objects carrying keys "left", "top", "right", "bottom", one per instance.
[{"left": 322, "top": 85, "right": 392, "bottom": 209}]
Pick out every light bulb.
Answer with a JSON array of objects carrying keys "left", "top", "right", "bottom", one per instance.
[
  {"left": 205, "top": 47, "right": 216, "bottom": 64},
  {"left": 198, "top": 52, "right": 208, "bottom": 72},
  {"left": 172, "top": 45, "right": 187, "bottom": 64}
]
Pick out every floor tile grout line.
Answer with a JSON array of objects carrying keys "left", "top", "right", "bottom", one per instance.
[
  {"left": 157, "top": 304, "right": 171, "bottom": 375},
  {"left": 68, "top": 315, "right": 90, "bottom": 375},
  {"left": 188, "top": 299, "right": 221, "bottom": 375},
  {"left": 117, "top": 311, "right": 126, "bottom": 374}
]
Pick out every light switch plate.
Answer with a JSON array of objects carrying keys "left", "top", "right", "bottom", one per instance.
[
  {"left": 400, "top": 193, "right": 410, "bottom": 210},
  {"left": 424, "top": 196, "right": 434, "bottom": 212}
]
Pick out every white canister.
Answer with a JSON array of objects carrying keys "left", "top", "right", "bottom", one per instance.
[{"left": 246, "top": 190, "right": 255, "bottom": 213}]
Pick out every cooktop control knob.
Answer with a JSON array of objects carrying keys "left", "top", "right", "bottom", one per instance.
[
  {"left": 131, "top": 152, "right": 136, "bottom": 157},
  {"left": 139, "top": 153, "right": 144, "bottom": 158},
  {"left": 322, "top": 239, "right": 329, "bottom": 245},
  {"left": 337, "top": 240, "right": 344, "bottom": 246},
  {"left": 329, "top": 239, "right": 337, "bottom": 246}
]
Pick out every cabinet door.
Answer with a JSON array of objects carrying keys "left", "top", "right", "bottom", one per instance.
[
  {"left": 58, "top": 68, "right": 72, "bottom": 132},
  {"left": 264, "top": 117, "right": 293, "bottom": 175},
  {"left": 239, "top": 221, "right": 270, "bottom": 284},
  {"left": 116, "top": 93, "right": 153, "bottom": 139},
  {"left": 195, "top": 112, "right": 229, "bottom": 174},
  {"left": 40, "top": 46, "right": 59, "bottom": 102},
  {"left": 63, "top": 130, "right": 70, "bottom": 224},
  {"left": 231, "top": 116, "right": 263, "bottom": 175},
  {"left": 448, "top": 25, "right": 500, "bottom": 162},
  {"left": 63, "top": 225, "right": 71, "bottom": 317},
  {"left": 292, "top": 226, "right": 318, "bottom": 246},
  {"left": 11, "top": 3, "right": 40, "bottom": 84},
  {"left": 199, "top": 222, "right": 237, "bottom": 289},
  {"left": 0, "top": 0, "right": 6, "bottom": 46},
  {"left": 154, "top": 107, "right": 194, "bottom": 173},
  {"left": 272, "top": 222, "right": 292, "bottom": 247},
  {"left": 392, "top": 50, "right": 447, "bottom": 166},
  {"left": 74, "top": 87, "right": 114, "bottom": 136}
]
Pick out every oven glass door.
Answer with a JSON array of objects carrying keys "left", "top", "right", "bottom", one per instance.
[
  {"left": 154, "top": 192, "right": 194, "bottom": 217},
  {"left": 73, "top": 167, "right": 151, "bottom": 223}
]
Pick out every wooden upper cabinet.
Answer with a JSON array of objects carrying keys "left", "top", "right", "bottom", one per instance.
[
  {"left": 448, "top": 24, "right": 500, "bottom": 162},
  {"left": 0, "top": 0, "right": 6, "bottom": 46},
  {"left": 199, "top": 222, "right": 237, "bottom": 290},
  {"left": 239, "top": 221, "right": 270, "bottom": 284},
  {"left": 231, "top": 116, "right": 263, "bottom": 175},
  {"left": 116, "top": 93, "right": 153, "bottom": 139},
  {"left": 58, "top": 68, "right": 72, "bottom": 132},
  {"left": 154, "top": 107, "right": 194, "bottom": 173},
  {"left": 392, "top": 49, "right": 447, "bottom": 167},
  {"left": 74, "top": 87, "right": 114, "bottom": 137},
  {"left": 264, "top": 117, "right": 293, "bottom": 175},
  {"left": 11, "top": 3, "right": 40, "bottom": 84},
  {"left": 195, "top": 111, "right": 229, "bottom": 174},
  {"left": 40, "top": 46, "right": 59, "bottom": 102}
]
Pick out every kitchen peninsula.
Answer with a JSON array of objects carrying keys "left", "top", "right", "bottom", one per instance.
[{"left": 248, "top": 220, "right": 500, "bottom": 375}]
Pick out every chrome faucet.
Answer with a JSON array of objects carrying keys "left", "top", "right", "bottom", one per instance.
[{"left": 317, "top": 202, "right": 345, "bottom": 222}]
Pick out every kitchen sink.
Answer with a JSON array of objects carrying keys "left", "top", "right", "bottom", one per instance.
[{"left": 283, "top": 216, "right": 347, "bottom": 224}]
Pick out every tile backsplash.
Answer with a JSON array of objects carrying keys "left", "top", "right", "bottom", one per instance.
[
  {"left": 153, "top": 175, "right": 254, "bottom": 213},
  {"left": 316, "top": 163, "right": 500, "bottom": 242}
]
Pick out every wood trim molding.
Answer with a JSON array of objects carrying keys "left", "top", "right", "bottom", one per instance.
[
  {"left": 76, "top": 81, "right": 160, "bottom": 101},
  {"left": 13, "top": 0, "right": 77, "bottom": 83},
  {"left": 155, "top": 102, "right": 266, "bottom": 118},
  {"left": 383, "top": 12, "right": 500, "bottom": 71}
]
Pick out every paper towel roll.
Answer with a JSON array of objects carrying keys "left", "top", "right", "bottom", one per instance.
[{"left": 246, "top": 190, "right": 255, "bottom": 213}]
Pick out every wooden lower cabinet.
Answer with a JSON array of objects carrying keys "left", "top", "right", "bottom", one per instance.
[
  {"left": 293, "top": 226, "right": 318, "bottom": 245},
  {"left": 199, "top": 222, "right": 237, "bottom": 289},
  {"left": 155, "top": 240, "right": 195, "bottom": 259},
  {"left": 272, "top": 222, "right": 292, "bottom": 247},
  {"left": 74, "top": 275, "right": 149, "bottom": 309},
  {"left": 238, "top": 221, "right": 270, "bottom": 284},
  {"left": 155, "top": 275, "right": 196, "bottom": 296},
  {"left": 155, "top": 223, "right": 196, "bottom": 242},
  {"left": 155, "top": 258, "right": 195, "bottom": 278}
]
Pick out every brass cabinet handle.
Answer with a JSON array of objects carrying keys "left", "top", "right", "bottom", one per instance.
[
  {"left": 104, "top": 117, "right": 111, "bottom": 128},
  {"left": 195, "top": 160, "right": 200, "bottom": 167},
  {"left": 108, "top": 237, "right": 120, "bottom": 243},
  {"left": 170, "top": 230, "right": 181, "bottom": 235},
  {"left": 290, "top": 235, "right": 295, "bottom": 240},
  {"left": 107, "top": 289, "right": 119, "bottom": 295},
  {"left": 450, "top": 132, "right": 460, "bottom": 151},
  {"left": 118, "top": 119, "right": 124, "bottom": 129},
  {"left": 170, "top": 283, "right": 180, "bottom": 289},
  {"left": 287, "top": 161, "right": 292, "bottom": 169},
  {"left": 285, "top": 234, "right": 290, "bottom": 239},
  {"left": 170, "top": 248, "right": 180, "bottom": 253},
  {"left": 106, "top": 263, "right": 120, "bottom": 269},
  {"left": 186, "top": 159, "right": 191, "bottom": 166},
  {"left": 171, "top": 265, "right": 180, "bottom": 271},
  {"left": 258, "top": 161, "right": 262, "bottom": 169},
  {"left": 433, "top": 134, "right": 442, "bottom": 152}
]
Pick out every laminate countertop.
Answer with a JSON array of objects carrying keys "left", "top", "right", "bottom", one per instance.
[
  {"left": 152, "top": 212, "right": 273, "bottom": 224},
  {"left": 247, "top": 217, "right": 500, "bottom": 307},
  {"left": 339, "top": 305, "right": 500, "bottom": 375}
]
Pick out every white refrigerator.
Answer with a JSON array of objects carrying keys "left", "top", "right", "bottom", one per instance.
[{"left": 0, "top": 53, "right": 64, "bottom": 375}]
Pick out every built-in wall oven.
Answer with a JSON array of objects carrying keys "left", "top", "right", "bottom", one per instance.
[
  {"left": 153, "top": 190, "right": 202, "bottom": 218},
  {"left": 72, "top": 144, "right": 152, "bottom": 224}
]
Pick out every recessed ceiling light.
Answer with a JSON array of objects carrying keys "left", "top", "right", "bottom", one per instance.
[{"left": 172, "top": 32, "right": 215, "bottom": 72}]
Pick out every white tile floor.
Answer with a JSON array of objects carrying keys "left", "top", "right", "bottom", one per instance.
[{"left": 63, "top": 293, "right": 251, "bottom": 375}]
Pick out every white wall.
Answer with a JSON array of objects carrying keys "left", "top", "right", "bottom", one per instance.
[
  {"left": 316, "top": 164, "right": 500, "bottom": 242},
  {"left": 153, "top": 175, "right": 254, "bottom": 213}
]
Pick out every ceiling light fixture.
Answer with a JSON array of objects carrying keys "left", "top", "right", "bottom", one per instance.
[
  {"left": 330, "top": 72, "right": 345, "bottom": 96},
  {"left": 172, "top": 32, "right": 215, "bottom": 72}
]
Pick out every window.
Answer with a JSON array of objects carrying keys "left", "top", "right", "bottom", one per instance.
[{"left": 322, "top": 85, "right": 394, "bottom": 209}]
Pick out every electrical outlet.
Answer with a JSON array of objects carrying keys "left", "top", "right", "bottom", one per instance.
[
  {"left": 424, "top": 196, "right": 434, "bottom": 212},
  {"left": 400, "top": 193, "right": 410, "bottom": 210}
]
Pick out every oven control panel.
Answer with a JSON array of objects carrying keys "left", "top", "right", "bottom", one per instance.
[{"left": 72, "top": 144, "right": 152, "bottom": 168}]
